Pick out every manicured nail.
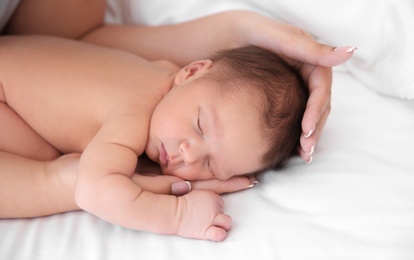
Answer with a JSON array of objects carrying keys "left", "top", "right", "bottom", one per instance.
[
  {"left": 307, "top": 145, "right": 315, "bottom": 156},
  {"left": 171, "top": 181, "right": 191, "bottom": 196},
  {"left": 307, "top": 155, "right": 313, "bottom": 164},
  {"left": 334, "top": 46, "right": 358, "bottom": 53},
  {"left": 304, "top": 127, "right": 315, "bottom": 138},
  {"left": 248, "top": 180, "right": 259, "bottom": 188}
]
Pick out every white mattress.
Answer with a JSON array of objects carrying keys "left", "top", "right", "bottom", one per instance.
[{"left": 1, "top": 1, "right": 413, "bottom": 259}]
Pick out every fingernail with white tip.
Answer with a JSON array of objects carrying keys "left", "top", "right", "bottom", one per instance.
[
  {"left": 307, "top": 155, "right": 313, "bottom": 164},
  {"left": 304, "top": 127, "right": 315, "bottom": 138},
  {"left": 307, "top": 145, "right": 315, "bottom": 156},
  {"left": 171, "top": 181, "right": 192, "bottom": 196},
  {"left": 334, "top": 46, "right": 358, "bottom": 53},
  {"left": 248, "top": 180, "right": 259, "bottom": 188}
]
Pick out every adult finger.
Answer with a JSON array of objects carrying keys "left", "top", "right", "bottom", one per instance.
[
  {"left": 191, "top": 176, "right": 257, "bottom": 194},
  {"left": 271, "top": 26, "right": 356, "bottom": 67},
  {"left": 299, "top": 105, "right": 330, "bottom": 162},
  {"left": 171, "top": 181, "right": 192, "bottom": 196},
  {"left": 300, "top": 65, "right": 332, "bottom": 141}
]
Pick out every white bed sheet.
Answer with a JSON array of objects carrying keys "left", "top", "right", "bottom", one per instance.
[
  {"left": 1, "top": 67, "right": 413, "bottom": 260},
  {"left": 1, "top": 1, "right": 414, "bottom": 259}
]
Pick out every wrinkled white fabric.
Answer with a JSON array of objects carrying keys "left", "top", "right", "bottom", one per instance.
[
  {"left": 105, "top": 0, "right": 414, "bottom": 99},
  {"left": 1, "top": 2, "right": 413, "bottom": 259}
]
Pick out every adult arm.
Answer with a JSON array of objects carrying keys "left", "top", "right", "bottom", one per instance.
[
  {"left": 5, "top": 0, "right": 105, "bottom": 38},
  {"left": 82, "top": 10, "right": 356, "bottom": 162}
]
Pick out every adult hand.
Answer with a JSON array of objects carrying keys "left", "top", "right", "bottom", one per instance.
[
  {"left": 83, "top": 10, "right": 356, "bottom": 163},
  {"left": 238, "top": 11, "right": 356, "bottom": 163},
  {"left": 131, "top": 173, "right": 257, "bottom": 196}
]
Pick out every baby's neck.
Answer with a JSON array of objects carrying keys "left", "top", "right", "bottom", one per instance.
[
  {"left": 152, "top": 60, "right": 180, "bottom": 74},
  {"left": 151, "top": 60, "right": 180, "bottom": 97}
]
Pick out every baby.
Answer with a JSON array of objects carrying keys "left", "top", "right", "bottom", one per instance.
[{"left": 0, "top": 36, "right": 307, "bottom": 241}]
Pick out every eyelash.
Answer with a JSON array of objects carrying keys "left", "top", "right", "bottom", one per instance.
[
  {"left": 207, "top": 157, "right": 214, "bottom": 176},
  {"left": 197, "top": 117, "right": 203, "bottom": 135},
  {"left": 198, "top": 111, "right": 213, "bottom": 175}
]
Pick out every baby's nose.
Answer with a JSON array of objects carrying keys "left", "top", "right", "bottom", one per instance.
[{"left": 179, "top": 140, "right": 206, "bottom": 165}]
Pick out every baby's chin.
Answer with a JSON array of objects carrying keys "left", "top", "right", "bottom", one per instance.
[
  {"left": 143, "top": 146, "right": 157, "bottom": 163},
  {"left": 161, "top": 168, "right": 186, "bottom": 180},
  {"left": 160, "top": 167, "right": 173, "bottom": 176}
]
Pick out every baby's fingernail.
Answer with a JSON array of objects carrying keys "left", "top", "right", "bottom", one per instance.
[
  {"left": 304, "top": 127, "right": 315, "bottom": 138},
  {"left": 171, "top": 181, "right": 191, "bottom": 196},
  {"left": 307, "top": 144, "right": 315, "bottom": 156},
  {"left": 334, "top": 46, "right": 358, "bottom": 53}
]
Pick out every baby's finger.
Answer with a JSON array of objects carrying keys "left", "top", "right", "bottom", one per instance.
[
  {"left": 204, "top": 226, "right": 228, "bottom": 242},
  {"left": 205, "top": 214, "right": 232, "bottom": 242},
  {"left": 213, "top": 213, "right": 232, "bottom": 231}
]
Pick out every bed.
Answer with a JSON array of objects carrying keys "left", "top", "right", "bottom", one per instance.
[{"left": 1, "top": 0, "right": 413, "bottom": 259}]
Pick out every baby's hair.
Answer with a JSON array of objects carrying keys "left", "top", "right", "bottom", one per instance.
[{"left": 207, "top": 46, "right": 308, "bottom": 170}]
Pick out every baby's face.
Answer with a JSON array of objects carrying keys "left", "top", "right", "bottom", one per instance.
[{"left": 145, "top": 78, "right": 267, "bottom": 181}]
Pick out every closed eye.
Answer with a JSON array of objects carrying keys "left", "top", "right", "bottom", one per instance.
[
  {"left": 197, "top": 117, "right": 203, "bottom": 134},
  {"left": 207, "top": 158, "right": 215, "bottom": 177},
  {"left": 197, "top": 108, "right": 203, "bottom": 135}
]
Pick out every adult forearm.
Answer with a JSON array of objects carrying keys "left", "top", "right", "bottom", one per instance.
[{"left": 81, "top": 11, "right": 245, "bottom": 66}]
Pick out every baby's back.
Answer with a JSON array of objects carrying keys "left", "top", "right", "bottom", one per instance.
[{"left": 0, "top": 36, "right": 174, "bottom": 153}]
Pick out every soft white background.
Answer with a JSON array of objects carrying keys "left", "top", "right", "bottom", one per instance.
[{"left": 1, "top": 1, "right": 413, "bottom": 259}]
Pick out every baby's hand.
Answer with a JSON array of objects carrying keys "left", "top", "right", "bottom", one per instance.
[{"left": 175, "top": 190, "right": 231, "bottom": 242}]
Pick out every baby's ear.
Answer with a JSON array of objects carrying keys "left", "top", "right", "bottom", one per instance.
[{"left": 174, "top": 59, "right": 213, "bottom": 85}]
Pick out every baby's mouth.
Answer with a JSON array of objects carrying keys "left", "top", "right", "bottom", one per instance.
[{"left": 159, "top": 143, "right": 169, "bottom": 167}]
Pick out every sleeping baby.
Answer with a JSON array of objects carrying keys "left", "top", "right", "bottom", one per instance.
[{"left": 0, "top": 35, "right": 307, "bottom": 241}]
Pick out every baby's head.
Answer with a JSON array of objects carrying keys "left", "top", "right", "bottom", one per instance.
[
  {"left": 207, "top": 46, "right": 308, "bottom": 170},
  {"left": 146, "top": 46, "right": 308, "bottom": 180}
]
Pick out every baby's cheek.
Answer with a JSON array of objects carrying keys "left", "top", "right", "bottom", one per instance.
[{"left": 174, "top": 168, "right": 207, "bottom": 181}]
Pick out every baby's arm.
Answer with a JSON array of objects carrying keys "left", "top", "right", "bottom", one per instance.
[{"left": 75, "top": 116, "right": 230, "bottom": 241}]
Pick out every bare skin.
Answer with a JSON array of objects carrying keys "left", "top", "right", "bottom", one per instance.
[
  {"left": 5, "top": 0, "right": 106, "bottom": 38},
  {"left": 1, "top": 2, "right": 356, "bottom": 241},
  {"left": 0, "top": 36, "right": 265, "bottom": 241},
  {"left": 4, "top": 1, "right": 356, "bottom": 162}
]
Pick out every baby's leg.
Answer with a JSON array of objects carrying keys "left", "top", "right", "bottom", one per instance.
[
  {"left": 0, "top": 102, "right": 60, "bottom": 160},
  {"left": 0, "top": 151, "right": 80, "bottom": 218}
]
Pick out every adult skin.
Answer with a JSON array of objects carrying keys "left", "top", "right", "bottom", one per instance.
[{"left": 5, "top": 0, "right": 355, "bottom": 163}]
